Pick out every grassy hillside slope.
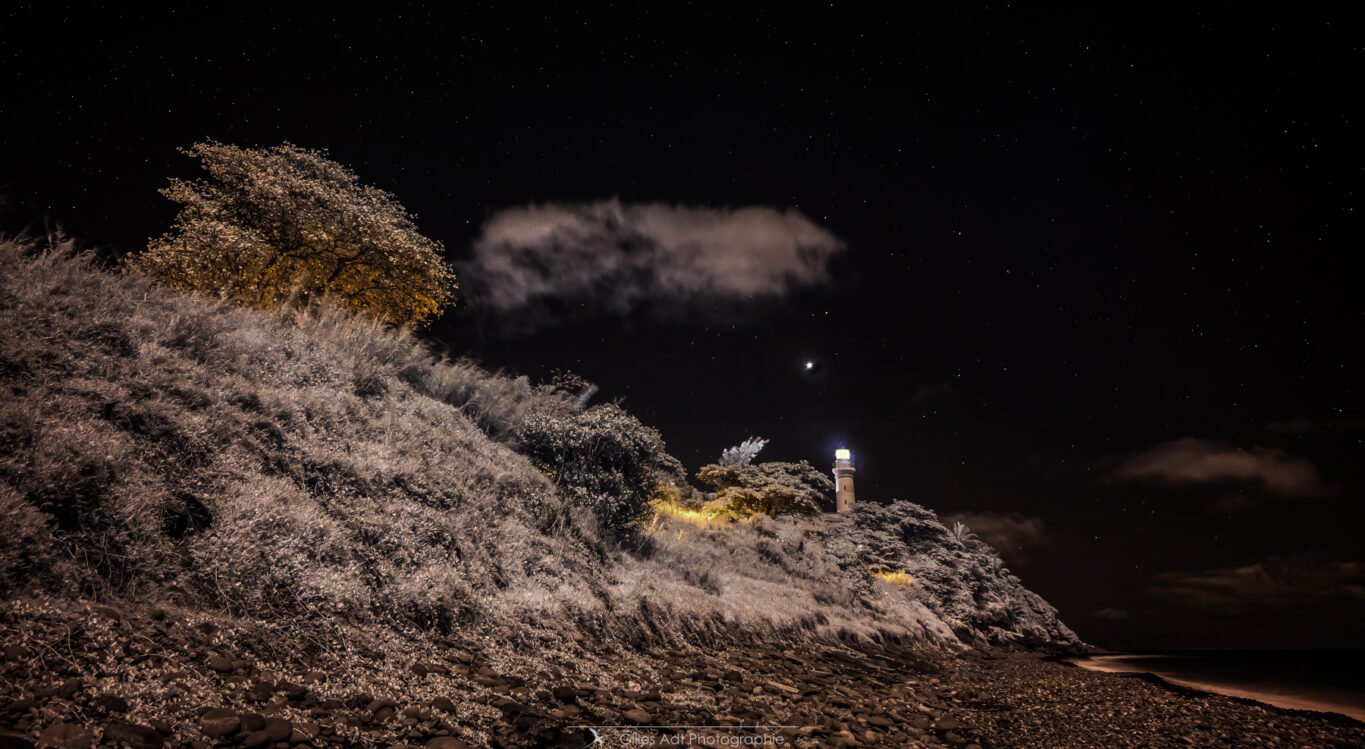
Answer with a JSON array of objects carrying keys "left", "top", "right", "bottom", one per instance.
[{"left": 0, "top": 237, "right": 1078, "bottom": 654}]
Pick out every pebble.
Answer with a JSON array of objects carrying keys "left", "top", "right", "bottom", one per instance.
[
  {"left": 92, "top": 695, "right": 128, "bottom": 713},
  {"left": 36, "top": 723, "right": 90, "bottom": 749},
  {"left": 199, "top": 708, "right": 240, "bottom": 737},
  {"left": 100, "top": 722, "right": 161, "bottom": 749},
  {"left": 424, "top": 738, "right": 472, "bottom": 749}
]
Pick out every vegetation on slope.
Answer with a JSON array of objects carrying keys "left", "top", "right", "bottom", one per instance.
[
  {"left": 128, "top": 142, "right": 458, "bottom": 327},
  {"left": 0, "top": 237, "right": 1079, "bottom": 654}
]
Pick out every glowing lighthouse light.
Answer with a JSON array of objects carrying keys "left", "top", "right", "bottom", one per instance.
[{"left": 832, "top": 448, "right": 856, "bottom": 513}]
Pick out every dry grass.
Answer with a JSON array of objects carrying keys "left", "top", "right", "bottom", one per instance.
[{"left": 0, "top": 237, "right": 1081, "bottom": 655}]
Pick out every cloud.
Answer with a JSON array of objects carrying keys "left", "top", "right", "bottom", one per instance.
[
  {"left": 457, "top": 199, "right": 846, "bottom": 332},
  {"left": 1264, "top": 416, "right": 1365, "bottom": 435},
  {"left": 1148, "top": 555, "right": 1365, "bottom": 614},
  {"left": 1110, "top": 438, "right": 1328, "bottom": 497},
  {"left": 1093, "top": 607, "right": 1130, "bottom": 620},
  {"left": 909, "top": 378, "right": 955, "bottom": 407},
  {"left": 941, "top": 511, "right": 1050, "bottom": 564}
]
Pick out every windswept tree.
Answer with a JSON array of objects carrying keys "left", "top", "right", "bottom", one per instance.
[
  {"left": 697, "top": 459, "right": 832, "bottom": 518},
  {"left": 130, "top": 141, "right": 457, "bottom": 326}
]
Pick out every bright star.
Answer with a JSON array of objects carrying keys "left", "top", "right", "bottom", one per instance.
[{"left": 804, "top": 360, "right": 815, "bottom": 370}]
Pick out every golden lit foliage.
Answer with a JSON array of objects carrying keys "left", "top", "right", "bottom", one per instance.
[
  {"left": 696, "top": 461, "right": 830, "bottom": 519},
  {"left": 130, "top": 141, "right": 457, "bottom": 327},
  {"left": 870, "top": 568, "right": 916, "bottom": 585},
  {"left": 651, "top": 497, "right": 727, "bottom": 529}
]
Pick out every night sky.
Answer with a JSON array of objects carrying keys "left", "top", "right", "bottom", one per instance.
[{"left": 4, "top": 5, "right": 1361, "bottom": 650}]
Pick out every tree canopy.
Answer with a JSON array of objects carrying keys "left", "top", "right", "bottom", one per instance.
[
  {"left": 130, "top": 141, "right": 457, "bottom": 326},
  {"left": 697, "top": 459, "right": 833, "bottom": 518}
]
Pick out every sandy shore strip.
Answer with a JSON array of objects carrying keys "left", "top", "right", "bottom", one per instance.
[{"left": 1069, "top": 654, "right": 1365, "bottom": 724}]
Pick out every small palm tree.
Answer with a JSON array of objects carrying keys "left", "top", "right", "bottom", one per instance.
[{"left": 720, "top": 436, "right": 768, "bottom": 466}]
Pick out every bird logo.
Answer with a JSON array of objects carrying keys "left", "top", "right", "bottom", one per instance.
[{"left": 583, "top": 727, "right": 604, "bottom": 747}]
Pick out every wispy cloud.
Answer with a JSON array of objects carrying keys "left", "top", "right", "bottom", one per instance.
[
  {"left": 1264, "top": 415, "right": 1365, "bottom": 435},
  {"left": 909, "top": 378, "right": 955, "bottom": 407},
  {"left": 1149, "top": 555, "right": 1365, "bottom": 613},
  {"left": 1110, "top": 438, "right": 1328, "bottom": 497},
  {"left": 1093, "top": 607, "right": 1129, "bottom": 620},
  {"left": 458, "top": 199, "right": 846, "bottom": 333}
]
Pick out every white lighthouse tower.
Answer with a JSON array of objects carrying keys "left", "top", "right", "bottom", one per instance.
[{"left": 832, "top": 448, "right": 856, "bottom": 513}]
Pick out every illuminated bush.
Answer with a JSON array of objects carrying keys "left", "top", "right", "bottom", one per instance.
[
  {"left": 129, "top": 141, "right": 457, "bottom": 327},
  {"left": 871, "top": 568, "right": 916, "bottom": 585},
  {"left": 649, "top": 496, "right": 726, "bottom": 529},
  {"left": 696, "top": 460, "right": 832, "bottom": 518}
]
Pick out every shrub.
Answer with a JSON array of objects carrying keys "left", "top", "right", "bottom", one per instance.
[
  {"left": 696, "top": 459, "right": 833, "bottom": 518},
  {"left": 513, "top": 401, "right": 686, "bottom": 535},
  {"left": 128, "top": 141, "right": 457, "bottom": 327},
  {"left": 840, "top": 501, "right": 1082, "bottom": 649}
]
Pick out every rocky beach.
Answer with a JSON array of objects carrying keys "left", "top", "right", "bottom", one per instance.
[{"left": 4, "top": 598, "right": 1363, "bottom": 748}]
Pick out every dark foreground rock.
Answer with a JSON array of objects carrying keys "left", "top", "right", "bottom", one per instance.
[{"left": 2, "top": 598, "right": 1361, "bottom": 748}]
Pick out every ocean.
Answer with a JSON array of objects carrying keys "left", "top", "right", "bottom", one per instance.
[{"left": 1069, "top": 651, "right": 1365, "bottom": 723}]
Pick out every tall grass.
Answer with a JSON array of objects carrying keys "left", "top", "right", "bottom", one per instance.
[{"left": 0, "top": 237, "right": 1080, "bottom": 652}]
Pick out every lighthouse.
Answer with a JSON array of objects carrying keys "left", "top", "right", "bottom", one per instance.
[{"left": 832, "top": 448, "right": 856, "bottom": 512}]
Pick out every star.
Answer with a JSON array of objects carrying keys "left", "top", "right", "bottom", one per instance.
[{"left": 804, "top": 360, "right": 815, "bottom": 370}]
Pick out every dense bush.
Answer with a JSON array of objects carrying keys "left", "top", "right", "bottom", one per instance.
[
  {"left": 696, "top": 459, "right": 833, "bottom": 518},
  {"left": 833, "top": 501, "right": 1081, "bottom": 649},
  {"left": 515, "top": 401, "right": 686, "bottom": 535},
  {"left": 129, "top": 141, "right": 457, "bottom": 327}
]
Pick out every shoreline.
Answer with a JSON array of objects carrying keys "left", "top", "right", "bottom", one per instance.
[
  {"left": 6, "top": 597, "right": 1365, "bottom": 747},
  {"left": 1067, "top": 654, "right": 1365, "bottom": 725}
]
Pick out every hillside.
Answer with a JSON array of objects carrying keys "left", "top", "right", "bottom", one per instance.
[{"left": 0, "top": 238, "right": 1087, "bottom": 746}]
